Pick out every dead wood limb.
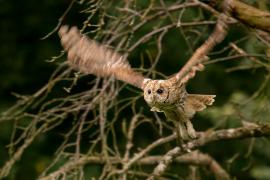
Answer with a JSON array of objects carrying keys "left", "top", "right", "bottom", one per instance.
[
  {"left": 230, "top": 0, "right": 270, "bottom": 33},
  {"left": 148, "top": 123, "right": 270, "bottom": 179},
  {"left": 39, "top": 151, "right": 230, "bottom": 180}
]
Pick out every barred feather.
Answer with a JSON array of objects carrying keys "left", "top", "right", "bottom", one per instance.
[
  {"left": 184, "top": 94, "right": 216, "bottom": 118},
  {"left": 58, "top": 25, "right": 145, "bottom": 89}
]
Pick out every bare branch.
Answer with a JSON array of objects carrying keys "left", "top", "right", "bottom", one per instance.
[
  {"left": 39, "top": 151, "right": 230, "bottom": 180},
  {"left": 149, "top": 123, "right": 270, "bottom": 178},
  {"left": 230, "top": 0, "right": 270, "bottom": 33},
  {"left": 1, "top": 0, "right": 269, "bottom": 179}
]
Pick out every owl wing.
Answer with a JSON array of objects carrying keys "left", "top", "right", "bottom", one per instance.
[
  {"left": 183, "top": 94, "right": 216, "bottom": 119},
  {"left": 169, "top": 15, "right": 228, "bottom": 84},
  {"left": 58, "top": 25, "right": 145, "bottom": 89}
]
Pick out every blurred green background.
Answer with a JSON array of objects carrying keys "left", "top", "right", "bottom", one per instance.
[
  {"left": 0, "top": 0, "right": 270, "bottom": 179},
  {"left": 0, "top": 0, "right": 71, "bottom": 178},
  {"left": 0, "top": 0, "right": 65, "bottom": 107}
]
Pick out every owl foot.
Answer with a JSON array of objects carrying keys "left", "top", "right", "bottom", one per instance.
[{"left": 177, "top": 120, "right": 197, "bottom": 141}]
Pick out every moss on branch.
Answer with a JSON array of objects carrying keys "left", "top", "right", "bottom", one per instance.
[{"left": 231, "top": 0, "right": 270, "bottom": 32}]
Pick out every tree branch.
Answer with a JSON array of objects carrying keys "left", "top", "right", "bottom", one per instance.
[
  {"left": 230, "top": 0, "right": 270, "bottom": 33},
  {"left": 39, "top": 151, "right": 230, "bottom": 180},
  {"left": 148, "top": 123, "right": 270, "bottom": 179}
]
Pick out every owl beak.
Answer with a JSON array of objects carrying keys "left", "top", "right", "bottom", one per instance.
[{"left": 150, "top": 107, "right": 163, "bottom": 112}]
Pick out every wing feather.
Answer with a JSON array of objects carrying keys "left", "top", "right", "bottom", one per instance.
[
  {"left": 58, "top": 25, "right": 145, "bottom": 89},
  {"left": 184, "top": 94, "right": 216, "bottom": 118}
]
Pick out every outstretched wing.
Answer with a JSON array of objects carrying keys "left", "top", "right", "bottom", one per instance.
[
  {"left": 58, "top": 25, "right": 145, "bottom": 89},
  {"left": 169, "top": 14, "right": 228, "bottom": 84},
  {"left": 184, "top": 94, "right": 216, "bottom": 119}
]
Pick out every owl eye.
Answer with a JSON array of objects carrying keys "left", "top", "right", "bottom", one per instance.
[
  {"left": 156, "top": 88, "right": 164, "bottom": 94},
  {"left": 147, "top": 89, "right": 151, "bottom": 94}
]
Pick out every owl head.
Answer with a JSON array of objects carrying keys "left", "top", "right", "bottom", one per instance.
[{"left": 143, "top": 79, "right": 186, "bottom": 111}]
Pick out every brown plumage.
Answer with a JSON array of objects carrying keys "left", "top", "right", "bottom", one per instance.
[
  {"left": 59, "top": 25, "right": 216, "bottom": 141},
  {"left": 143, "top": 79, "right": 215, "bottom": 140},
  {"left": 58, "top": 26, "right": 145, "bottom": 89},
  {"left": 184, "top": 94, "right": 216, "bottom": 118}
]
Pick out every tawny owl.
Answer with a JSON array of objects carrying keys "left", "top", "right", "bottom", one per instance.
[{"left": 58, "top": 26, "right": 215, "bottom": 141}]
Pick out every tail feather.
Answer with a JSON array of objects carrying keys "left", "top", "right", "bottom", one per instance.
[{"left": 184, "top": 94, "right": 215, "bottom": 118}]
